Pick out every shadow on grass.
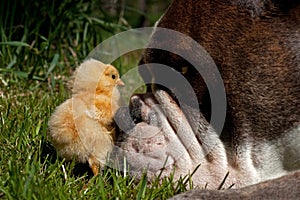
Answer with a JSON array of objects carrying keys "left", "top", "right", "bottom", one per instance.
[{"left": 40, "top": 139, "right": 96, "bottom": 179}]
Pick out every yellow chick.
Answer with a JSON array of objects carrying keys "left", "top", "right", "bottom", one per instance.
[{"left": 48, "top": 59, "right": 124, "bottom": 175}]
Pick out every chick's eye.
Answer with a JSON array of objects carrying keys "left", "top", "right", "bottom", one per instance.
[{"left": 111, "top": 74, "right": 116, "bottom": 79}]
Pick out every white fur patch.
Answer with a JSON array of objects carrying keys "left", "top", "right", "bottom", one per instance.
[{"left": 239, "top": 126, "right": 300, "bottom": 184}]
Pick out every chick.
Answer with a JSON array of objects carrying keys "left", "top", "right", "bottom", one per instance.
[{"left": 48, "top": 59, "right": 124, "bottom": 175}]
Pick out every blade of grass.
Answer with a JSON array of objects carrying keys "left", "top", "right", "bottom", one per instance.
[
  {"left": 45, "top": 53, "right": 59, "bottom": 78},
  {"left": 0, "top": 41, "right": 30, "bottom": 47},
  {"left": 136, "top": 172, "right": 147, "bottom": 200},
  {"left": 217, "top": 171, "right": 230, "bottom": 190}
]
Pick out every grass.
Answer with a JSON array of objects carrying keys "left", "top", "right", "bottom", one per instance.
[
  {"left": 0, "top": 82, "right": 194, "bottom": 199},
  {"left": 0, "top": 0, "right": 197, "bottom": 199},
  {"left": 0, "top": 74, "right": 196, "bottom": 199}
]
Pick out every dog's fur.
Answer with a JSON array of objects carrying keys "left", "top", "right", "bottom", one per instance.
[{"left": 115, "top": 0, "right": 300, "bottom": 198}]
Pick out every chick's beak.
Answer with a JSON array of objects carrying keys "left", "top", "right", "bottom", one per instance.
[{"left": 116, "top": 79, "right": 125, "bottom": 86}]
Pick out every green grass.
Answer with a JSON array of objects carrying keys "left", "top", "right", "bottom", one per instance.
[
  {"left": 0, "top": 75, "right": 196, "bottom": 199},
  {"left": 0, "top": 0, "right": 195, "bottom": 199}
]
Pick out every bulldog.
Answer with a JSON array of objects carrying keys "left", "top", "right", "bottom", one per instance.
[{"left": 114, "top": 0, "right": 300, "bottom": 198}]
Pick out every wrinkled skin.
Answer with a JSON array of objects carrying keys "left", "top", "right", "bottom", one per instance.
[
  {"left": 114, "top": 88, "right": 240, "bottom": 189},
  {"left": 113, "top": 0, "right": 300, "bottom": 193}
]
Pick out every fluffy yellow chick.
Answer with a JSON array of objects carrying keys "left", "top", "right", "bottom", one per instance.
[{"left": 48, "top": 59, "right": 124, "bottom": 175}]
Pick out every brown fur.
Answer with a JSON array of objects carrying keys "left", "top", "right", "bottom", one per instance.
[
  {"left": 141, "top": 0, "right": 300, "bottom": 146},
  {"left": 115, "top": 0, "right": 300, "bottom": 196},
  {"left": 171, "top": 171, "right": 300, "bottom": 199}
]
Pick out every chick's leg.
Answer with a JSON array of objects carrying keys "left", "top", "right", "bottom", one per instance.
[{"left": 88, "top": 156, "right": 100, "bottom": 176}]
